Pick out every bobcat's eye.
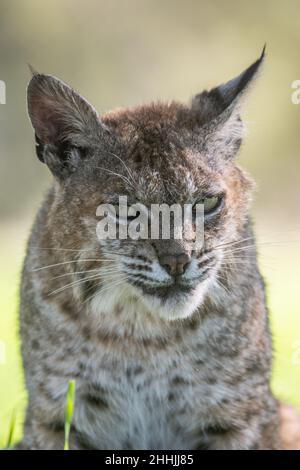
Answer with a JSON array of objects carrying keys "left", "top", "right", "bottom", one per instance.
[
  {"left": 203, "top": 196, "right": 221, "bottom": 214},
  {"left": 194, "top": 195, "right": 223, "bottom": 216}
]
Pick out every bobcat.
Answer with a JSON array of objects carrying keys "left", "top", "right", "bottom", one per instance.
[{"left": 19, "top": 49, "right": 300, "bottom": 450}]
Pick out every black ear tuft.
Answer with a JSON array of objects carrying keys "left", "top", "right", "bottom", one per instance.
[
  {"left": 192, "top": 47, "right": 265, "bottom": 124},
  {"left": 190, "top": 48, "right": 265, "bottom": 160},
  {"left": 215, "top": 45, "right": 265, "bottom": 109}
]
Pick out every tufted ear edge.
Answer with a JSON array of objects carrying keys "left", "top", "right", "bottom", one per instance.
[
  {"left": 191, "top": 47, "right": 265, "bottom": 159},
  {"left": 27, "top": 73, "right": 103, "bottom": 147},
  {"left": 192, "top": 46, "right": 265, "bottom": 124},
  {"left": 27, "top": 72, "right": 108, "bottom": 179}
]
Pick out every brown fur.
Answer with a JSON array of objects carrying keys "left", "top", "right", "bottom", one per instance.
[{"left": 18, "top": 50, "right": 300, "bottom": 449}]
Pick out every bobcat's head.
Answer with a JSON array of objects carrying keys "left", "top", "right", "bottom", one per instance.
[{"left": 27, "top": 50, "right": 264, "bottom": 321}]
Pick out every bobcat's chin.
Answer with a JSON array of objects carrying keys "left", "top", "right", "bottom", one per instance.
[
  {"left": 89, "top": 273, "right": 214, "bottom": 322},
  {"left": 137, "top": 277, "right": 214, "bottom": 321}
]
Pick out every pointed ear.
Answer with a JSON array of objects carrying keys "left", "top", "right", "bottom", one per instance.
[
  {"left": 27, "top": 73, "right": 105, "bottom": 179},
  {"left": 191, "top": 47, "right": 265, "bottom": 159}
]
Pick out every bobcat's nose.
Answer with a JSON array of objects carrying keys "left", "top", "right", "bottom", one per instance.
[{"left": 159, "top": 253, "right": 191, "bottom": 277}]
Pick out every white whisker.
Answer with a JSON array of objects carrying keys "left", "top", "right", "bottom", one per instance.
[
  {"left": 49, "top": 266, "right": 121, "bottom": 280},
  {"left": 108, "top": 151, "right": 136, "bottom": 187},
  {"left": 84, "top": 274, "right": 129, "bottom": 306},
  {"left": 96, "top": 166, "right": 134, "bottom": 188},
  {"left": 47, "top": 272, "right": 105, "bottom": 296},
  {"left": 32, "top": 258, "right": 115, "bottom": 272}
]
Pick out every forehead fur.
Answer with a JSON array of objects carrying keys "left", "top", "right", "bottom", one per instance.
[
  {"left": 101, "top": 101, "right": 207, "bottom": 173},
  {"left": 102, "top": 101, "right": 189, "bottom": 137},
  {"left": 97, "top": 102, "right": 226, "bottom": 206}
]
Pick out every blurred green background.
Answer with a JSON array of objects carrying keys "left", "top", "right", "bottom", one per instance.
[{"left": 0, "top": 0, "right": 300, "bottom": 447}]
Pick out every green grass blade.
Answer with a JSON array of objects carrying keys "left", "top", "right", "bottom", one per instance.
[
  {"left": 64, "top": 379, "right": 76, "bottom": 451},
  {"left": 5, "top": 410, "right": 16, "bottom": 450}
]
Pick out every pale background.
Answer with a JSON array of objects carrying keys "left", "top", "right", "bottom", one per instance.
[{"left": 0, "top": 0, "right": 300, "bottom": 446}]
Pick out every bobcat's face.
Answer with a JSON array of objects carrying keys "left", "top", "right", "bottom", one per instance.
[
  {"left": 27, "top": 51, "right": 263, "bottom": 320},
  {"left": 79, "top": 105, "right": 251, "bottom": 320}
]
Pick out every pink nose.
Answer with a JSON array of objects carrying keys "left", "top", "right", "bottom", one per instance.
[{"left": 159, "top": 253, "right": 191, "bottom": 276}]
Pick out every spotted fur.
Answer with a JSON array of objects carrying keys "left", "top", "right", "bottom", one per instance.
[{"left": 18, "top": 50, "right": 299, "bottom": 450}]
